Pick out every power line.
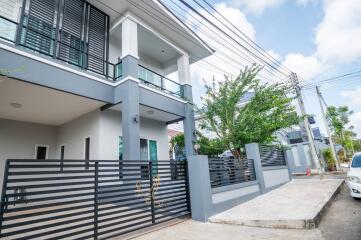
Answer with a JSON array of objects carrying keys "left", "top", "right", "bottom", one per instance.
[
  {"left": 164, "top": 0, "right": 282, "bottom": 82},
  {"left": 197, "top": 0, "right": 292, "bottom": 75},
  {"left": 302, "top": 69, "right": 361, "bottom": 89},
  {"left": 175, "top": 0, "right": 290, "bottom": 79}
]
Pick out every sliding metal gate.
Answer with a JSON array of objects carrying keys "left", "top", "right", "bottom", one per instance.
[{"left": 0, "top": 160, "right": 190, "bottom": 239}]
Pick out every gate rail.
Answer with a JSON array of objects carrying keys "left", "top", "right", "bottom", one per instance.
[
  {"left": 0, "top": 159, "right": 190, "bottom": 240},
  {"left": 208, "top": 158, "right": 256, "bottom": 188}
]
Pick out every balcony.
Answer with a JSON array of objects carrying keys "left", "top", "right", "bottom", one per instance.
[
  {"left": 0, "top": 14, "right": 183, "bottom": 98},
  {"left": 138, "top": 65, "right": 184, "bottom": 98}
]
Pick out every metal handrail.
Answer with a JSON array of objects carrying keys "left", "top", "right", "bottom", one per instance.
[{"left": 138, "top": 64, "right": 184, "bottom": 97}]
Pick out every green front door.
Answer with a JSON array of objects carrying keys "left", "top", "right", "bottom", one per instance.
[{"left": 149, "top": 140, "right": 158, "bottom": 175}]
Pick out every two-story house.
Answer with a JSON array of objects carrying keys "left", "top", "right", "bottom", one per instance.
[{"left": 0, "top": 0, "right": 213, "bottom": 189}]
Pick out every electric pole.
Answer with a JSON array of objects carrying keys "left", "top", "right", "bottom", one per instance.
[
  {"left": 290, "top": 73, "right": 322, "bottom": 173},
  {"left": 316, "top": 86, "right": 340, "bottom": 171}
]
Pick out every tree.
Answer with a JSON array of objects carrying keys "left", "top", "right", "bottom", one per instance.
[
  {"left": 326, "top": 106, "right": 356, "bottom": 156},
  {"left": 197, "top": 65, "right": 299, "bottom": 158},
  {"left": 169, "top": 132, "right": 224, "bottom": 158},
  {"left": 169, "top": 134, "right": 185, "bottom": 160}
]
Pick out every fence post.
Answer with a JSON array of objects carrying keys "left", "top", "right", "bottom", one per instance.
[
  {"left": 0, "top": 160, "right": 10, "bottom": 236},
  {"left": 245, "top": 143, "right": 266, "bottom": 194},
  {"left": 284, "top": 149, "right": 294, "bottom": 180},
  {"left": 187, "top": 155, "right": 213, "bottom": 222},
  {"left": 149, "top": 161, "right": 155, "bottom": 224},
  {"left": 94, "top": 162, "right": 99, "bottom": 240}
]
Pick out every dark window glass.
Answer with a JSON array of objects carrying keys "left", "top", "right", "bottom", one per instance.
[
  {"left": 85, "top": 137, "right": 90, "bottom": 169},
  {"left": 36, "top": 146, "right": 47, "bottom": 159},
  {"left": 60, "top": 145, "right": 65, "bottom": 172},
  {"left": 352, "top": 155, "right": 361, "bottom": 168}
]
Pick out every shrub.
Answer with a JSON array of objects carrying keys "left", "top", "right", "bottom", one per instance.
[{"left": 322, "top": 148, "right": 335, "bottom": 170}]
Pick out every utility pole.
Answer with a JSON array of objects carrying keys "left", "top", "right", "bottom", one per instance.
[
  {"left": 316, "top": 86, "right": 340, "bottom": 171},
  {"left": 290, "top": 73, "right": 322, "bottom": 173}
]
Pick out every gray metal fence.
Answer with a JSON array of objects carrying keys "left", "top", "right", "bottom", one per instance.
[
  {"left": 0, "top": 159, "right": 190, "bottom": 239},
  {"left": 259, "top": 145, "right": 286, "bottom": 167},
  {"left": 208, "top": 158, "right": 256, "bottom": 188}
]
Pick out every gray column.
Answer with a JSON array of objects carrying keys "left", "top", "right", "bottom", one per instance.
[
  {"left": 297, "top": 143, "right": 309, "bottom": 172},
  {"left": 187, "top": 155, "right": 213, "bottom": 222},
  {"left": 183, "top": 84, "right": 196, "bottom": 157},
  {"left": 121, "top": 55, "right": 140, "bottom": 160},
  {"left": 121, "top": 55, "right": 138, "bottom": 79},
  {"left": 245, "top": 143, "right": 266, "bottom": 194},
  {"left": 284, "top": 149, "right": 294, "bottom": 180}
]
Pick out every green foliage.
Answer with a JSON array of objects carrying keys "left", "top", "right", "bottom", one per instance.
[
  {"left": 197, "top": 134, "right": 224, "bottom": 157},
  {"left": 322, "top": 147, "right": 335, "bottom": 170},
  {"left": 353, "top": 140, "right": 361, "bottom": 152},
  {"left": 170, "top": 134, "right": 185, "bottom": 149},
  {"left": 197, "top": 65, "right": 299, "bottom": 158},
  {"left": 326, "top": 105, "right": 356, "bottom": 155}
]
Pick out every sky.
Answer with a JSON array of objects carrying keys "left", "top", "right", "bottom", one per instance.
[{"left": 174, "top": 0, "right": 361, "bottom": 137}]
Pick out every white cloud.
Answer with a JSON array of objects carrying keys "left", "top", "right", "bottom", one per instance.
[
  {"left": 189, "top": 3, "right": 257, "bottom": 87},
  {"left": 266, "top": 50, "right": 281, "bottom": 61},
  {"left": 315, "top": 0, "right": 361, "bottom": 64},
  {"left": 296, "top": 0, "right": 318, "bottom": 6},
  {"left": 341, "top": 87, "right": 361, "bottom": 108},
  {"left": 283, "top": 53, "right": 324, "bottom": 80},
  {"left": 228, "top": 0, "right": 285, "bottom": 14}
]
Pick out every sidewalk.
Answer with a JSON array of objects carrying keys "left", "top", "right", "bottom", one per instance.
[
  {"left": 128, "top": 178, "right": 344, "bottom": 240},
  {"left": 209, "top": 179, "right": 343, "bottom": 229},
  {"left": 129, "top": 220, "right": 323, "bottom": 240}
]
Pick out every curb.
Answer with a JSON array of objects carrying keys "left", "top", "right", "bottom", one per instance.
[{"left": 307, "top": 180, "right": 344, "bottom": 229}]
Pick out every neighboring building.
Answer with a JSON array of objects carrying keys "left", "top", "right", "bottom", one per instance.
[
  {"left": 0, "top": 0, "right": 213, "bottom": 188},
  {"left": 287, "top": 127, "right": 324, "bottom": 144}
]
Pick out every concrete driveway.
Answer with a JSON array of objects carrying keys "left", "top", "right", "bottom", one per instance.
[
  {"left": 129, "top": 177, "right": 361, "bottom": 240},
  {"left": 129, "top": 220, "right": 324, "bottom": 240}
]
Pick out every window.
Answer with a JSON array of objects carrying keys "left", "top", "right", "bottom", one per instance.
[
  {"left": 85, "top": 137, "right": 90, "bottom": 169},
  {"left": 0, "top": 0, "right": 21, "bottom": 41},
  {"left": 119, "top": 137, "right": 158, "bottom": 179},
  {"left": 60, "top": 145, "right": 65, "bottom": 171},
  {"left": 352, "top": 155, "right": 361, "bottom": 168},
  {"left": 119, "top": 136, "right": 123, "bottom": 179},
  {"left": 35, "top": 145, "right": 48, "bottom": 159}
]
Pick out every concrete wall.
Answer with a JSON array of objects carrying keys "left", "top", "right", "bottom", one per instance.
[
  {"left": 0, "top": 118, "right": 58, "bottom": 195},
  {"left": 263, "top": 167, "right": 290, "bottom": 189},
  {"left": 99, "top": 110, "right": 169, "bottom": 160},
  {"left": 56, "top": 110, "right": 101, "bottom": 160},
  {"left": 211, "top": 182, "right": 261, "bottom": 215}
]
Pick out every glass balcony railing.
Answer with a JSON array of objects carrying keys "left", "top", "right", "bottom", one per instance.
[
  {"left": 0, "top": 16, "right": 17, "bottom": 43},
  {"left": 138, "top": 65, "right": 184, "bottom": 98},
  {"left": 0, "top": 15, "right": 183, "bottom": 98}
]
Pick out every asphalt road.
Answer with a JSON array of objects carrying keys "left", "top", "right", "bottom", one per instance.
[{"left": 319, "top": 183, "right": 361, "bottom": 240}]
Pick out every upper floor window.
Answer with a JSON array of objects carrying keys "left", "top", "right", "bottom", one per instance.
[{"left": 0, "top": 0, "right": 110, "bottom": 76}]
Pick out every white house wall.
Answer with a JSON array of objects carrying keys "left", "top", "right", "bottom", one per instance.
[
  {"left": 99, "top": 110, "right": 169, "bottom": 160},
  {"left": 0, "top": 118, "right": 57, "bottom": 195},
  {"left": 56, "top": 110, "right": 101, "bottom": 160}
]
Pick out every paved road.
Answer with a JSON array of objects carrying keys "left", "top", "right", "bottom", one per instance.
[{"left": 319, "top": 183, "right": 361, "bottom": 240}]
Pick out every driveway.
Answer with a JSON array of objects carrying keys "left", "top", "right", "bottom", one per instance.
[{"left": 130, "top": 179, "right": 361, "bottom": 240}]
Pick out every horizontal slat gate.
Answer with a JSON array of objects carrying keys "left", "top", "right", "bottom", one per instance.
[
  {"left": 0, "top": 160, "right": 190, "bottom": 240},
  {"left": 259, "top": 145, "right": 287, "bottom": 167},
  {"left": 208, "top": 158, "right": 256, "bottom": 188}
]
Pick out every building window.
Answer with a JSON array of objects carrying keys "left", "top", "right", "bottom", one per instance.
[
  {"left": 60, "top": 145, "right": 65, "bottom": 171},
  {"left": 85, "top": 137, "right": 90, "bottom": 169},
  {"left": 35, "top": 145, "right": 48, "bottom": 159}
]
